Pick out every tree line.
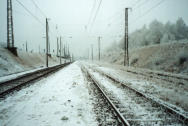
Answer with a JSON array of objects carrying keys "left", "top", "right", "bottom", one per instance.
[{"left": 118, "top": 17, "right": 188, "bottom": 49}]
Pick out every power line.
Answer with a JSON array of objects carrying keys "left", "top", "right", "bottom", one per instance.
[
  {"left": 89, "top": 0, "right": 103, "bottom": 32},
  {"left": 106, "top": 0, "right": 137, "bottom": 22},
  {"left": 14, "top": 9, "right": 30, "bottom": 17},
  {"left": 134, "top": 0, "right": 150, "bottom": 9},
  {"left": 131, "top": 0, "right": 165, "bottom": 25},
  {"left": 30, "top": 0, "right": 47, "bottom": 18},
  {"left": 87, "top": 0, "right": 97, "bottom": 27},
  {"left": 15, "top": 0, "right": 44, "bottom": 26}
]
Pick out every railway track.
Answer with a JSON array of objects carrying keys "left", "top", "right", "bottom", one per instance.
[
  {"left": 82, "top": 65, "right": 130, "bottom": 126},
  {"left": 0, "top": 63, "right": 71, "bottom": 98},
  {"left": 82, "top": 65, "right": 187, "bottom": 126},
  {"left": 94, "top": 62, "right": 188, "bottom": 85},
  {"left": 117, "top": 66, "right": 188, "bottom": 86}
]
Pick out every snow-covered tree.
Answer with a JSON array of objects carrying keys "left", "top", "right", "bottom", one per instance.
[
  {"left": 148, "top": 20, "right": 164, "bottom": 44},
  {"left": 113, "top": 18, "right": 188, "bottom": 51},
  {"left": 175, "top": 17, "right": 188, "bottom": 40}
]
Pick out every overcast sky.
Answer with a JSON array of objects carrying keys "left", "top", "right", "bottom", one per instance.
[{"left": 0, "top": 0, "right": 188, "bottom": 57}]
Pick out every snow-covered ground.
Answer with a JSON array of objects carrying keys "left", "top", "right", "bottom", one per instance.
[
  {"left": 102, "top": 42, "right": 188, "bottom": 75},
  {"left": 0, "top": 62, "right": 97, "bottom": 126},
  {"left": 85, "top": 61, "right": 188, "bottom": 116},
  {"left": 1, "top": 60, "right": 187, "bottom": 125}
]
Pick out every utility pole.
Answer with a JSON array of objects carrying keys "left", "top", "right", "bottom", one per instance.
[
  {"left": 46, "top": 18, "right": 49, "bottom": 67},
  {"left": 25, "top": 42, "right": 27, "bottom": 52},
  {"left": 64, "top": 44, "right": 66, "bottom": 63},
  {"left": 60, "top": 36, "right": 62, "bottom": 64},
  {"left": 88, "top": 48, "right": 89, "bottom": 60},
  {"left": 124, "top": 8, "right": 131, "bottom": 66},
  {"left": 98, "top": 36, "right": 101, "bottom": 61},
  {"left": 48, "top": 40, "right": 50, "bottom": 55},
  {"left": 22, "top": 44, "right": 24, "bottom": 50},
  {"left": 67, "top": 44, "right": 69, "bottom": 58},
  {"left": 7, "top": 0, "right": 14, "bottom": 49},
  {"left": 66, "top": 44, "right": 68, "bottom": 58},
  {"left": 72, "top": 53, "right": 74, "bottom": 62},
  {"left": 68, "top": 45, "right": 70, "bottom": 58},
  {"left": 7, "top": 0, "right": 18, "bottom": 56},
  {"left": 63, "top": 44, "right": 66, "bottom": 57},
  {"left": 57, "top": 37, "right": 59, "bottom": 57},
  {"left": 91, "top": 44, "right": 93, "bottom": 61}
]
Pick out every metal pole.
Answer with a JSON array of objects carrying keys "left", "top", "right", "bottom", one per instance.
[
  {"left": 124, "top": 8, "right": 126, "bottom": 66},
  {"left": 68, "top": 44, "right": 70, "bottom": 58},
  {"left": 7, "top": 0, "right": 15, "bottom": 48},
  {"left": 63, "top": 44, "right": 65, "bottom": 57},
  {"left": 98, "top": 37, "right": 101, "bottom": 61},
  {"left": 57, "top": 37, "right": 59, "bottom": 56},
  {"left": 60, "top": 36, "right": 62, "bottom": 64},
  {"left": 26, "top": 41, "right": 28, "bottom": 52},
  {"left": 46, "top": 18, "right": 49, "bottom": 67},
  {"left": 124, "top": 8, "right": 130, "bottom": 66},
  {"left": 7, "top": 0, "right": 9, "bottom": 48},
  {"left": 126, "top": 8, "right": 129, "bottom": 66},
  {"left": 10, "top": 0, "right": 14, "bottom": 48},
  {"left": 64, "top": 44, "right": 66, "bottom": 63}
]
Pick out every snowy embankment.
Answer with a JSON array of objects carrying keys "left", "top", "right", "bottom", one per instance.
[
  {"left": 0, "top": 62, "right": 97, "bottom": 126},
  {"left": 0, "top": 46, "right": 62, "bottom": 77},
  {"left": 102, "top": 42, "right": 188, "bottom": 75}
]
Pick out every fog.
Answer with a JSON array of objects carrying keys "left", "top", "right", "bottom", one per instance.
[{"left": 0, "top": 0, "right": 188, "bottom": 58}]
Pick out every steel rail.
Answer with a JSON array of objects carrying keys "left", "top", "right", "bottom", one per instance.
[
  {"left": 83, "top": 66, "right": 130, "bottom": 126},
  {"left": 123, "top": 68, "right": 188, "bottom": 83},
  {"left": 97, "top": 68, "right": 188, "bottom": 124},
  {"left": 0, "top": 63, "right": 71, "bottom": 97}
]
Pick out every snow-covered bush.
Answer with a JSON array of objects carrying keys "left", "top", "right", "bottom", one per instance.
[{"left": 148, "top": 20, "right": 164, "bottom": 44}]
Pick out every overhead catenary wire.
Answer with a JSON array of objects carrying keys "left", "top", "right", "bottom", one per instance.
[
  {"left": 106, "top": 0, "right": 136, "bottom": 23},
  {"left": 133, "top": 0, "right": 150, "bottom": 9},
  {"left": 17, "top": 0, "right": 60, "bottom": 42},
  {"left": 107, "top": 0, "right": 153, "bottom": 26},
  {"left": 89, "top": 0, "right": 103, "bottom": 32},
  {"left": 87, "top": 0, "right": 97, "bottom": 28},
  {"left": 131, "top": 0, "right": 165, "bottom": 25},
  {"left": 103, "top": 0, "right": 166, "bottom": 42},
  {"left": 15, "top": 0, "right": 44, "bottom": 26},
  {"left": 30, "top": 0, "right": 47, "bottom": 18},
  {"left": 14, "top": 9, "right": 30, "bottom": 17},
  {"left": 101, "top": 0, "right": 138, "bottom": 36}
]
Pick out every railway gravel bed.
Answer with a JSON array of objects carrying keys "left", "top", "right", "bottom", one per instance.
[
  {"left": 81, "top": 66, "right": 120, "bottom": 125},
  {"left": 83, "top": 64, "right": 187, "bottom": 125},
  {"left": 81, "top": 65, "right": 130, "bottom": 126}
]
